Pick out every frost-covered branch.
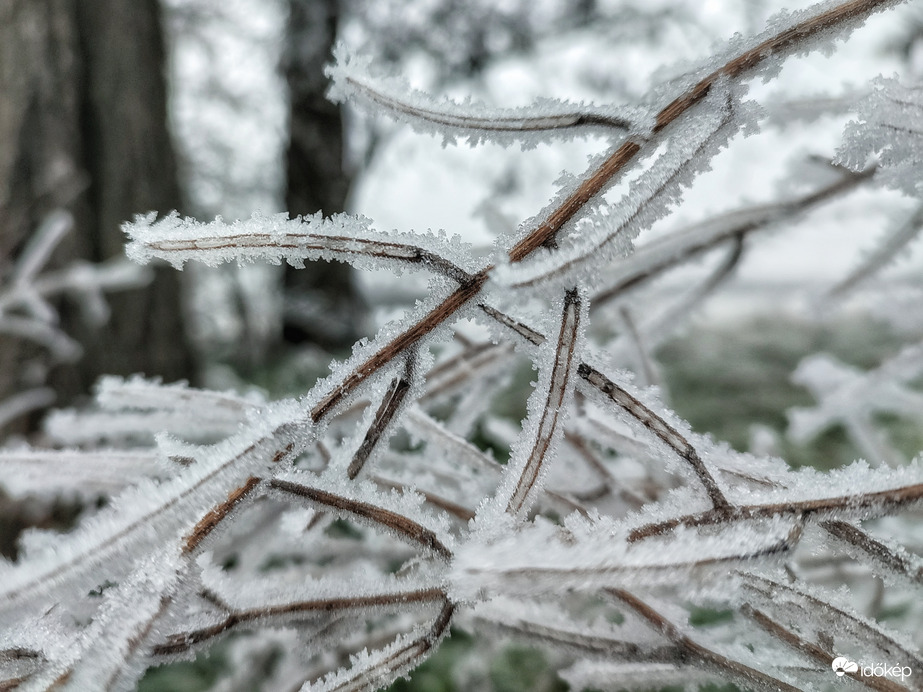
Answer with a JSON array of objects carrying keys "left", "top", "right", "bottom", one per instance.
[
  {"left": 327, "top": 46, "right": 639, "bottom": 147},
  {"left": 3, "top": 1, "right": 921, "bottom": 689},
  {"left": 125, "top": 211, "right": 474, "bottom": 282}
]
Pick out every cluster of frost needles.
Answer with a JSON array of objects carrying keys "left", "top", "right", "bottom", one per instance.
[{"left": 4, "top": 1, "right": 923, "bottom": 690}]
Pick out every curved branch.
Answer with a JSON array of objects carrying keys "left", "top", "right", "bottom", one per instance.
[
  {"left": 477, "top": 302, "right": 731, "bottom": 512},
  {"left": 269, "top": 479, "right": 453, "bottom": 560},
  {"left": 339, "top": 72, "right": 634, "bottom": 135}
]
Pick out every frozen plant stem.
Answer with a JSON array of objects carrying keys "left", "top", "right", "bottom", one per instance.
[{"left": 4, "top": 0, "right": 923, "bottom": 690}]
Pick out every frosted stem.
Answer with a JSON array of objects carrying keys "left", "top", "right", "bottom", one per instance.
[{"left": 609, "top": 589, "right": 802, "bottom": 692}]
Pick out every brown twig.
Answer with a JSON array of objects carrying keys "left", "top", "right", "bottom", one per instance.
[
  {"left": 477, "top": 302, "right": 730, "bottom": 511},
  {"left": 315, "top": 599, "right": 456, "bottom": 692},
  {"left": 742, "top": 605, "right": 911, "bottom": 692},
  {"left": 269, "top": 479, "right": 453, "bottom": 560},
  {"left": 739, "top": 571, "right": 923, "bottom": 670},
  {"left": 372, "top": 475, "right": 476, "bottom": 521},
  {"left": 629, "top": 482, "right": 923, "bottom": 542},
  {"left": 821, "top": 519, "right": 923, "bottom": 585},
  {"left": 343, "top": 74, "right": 635, "bottom": 133},
  {"left": 147, "top": 232, "right": 473, "bottom": 284},
  {"left": 506, "top": 288, "right": 582, "bottom": 516},
  {"left": 184, "top": 477, "right": 262, "bottom": 553},
  {"left": 154, "top": 588, "right": 447, "bottom": 656},
  {"left": 507, "top": 105, "right": 735, "bottom": 289},
  {"left": 310, "top": 271, "right": 489, "bottom": 422},
  {"left": 348, "top": 357, "right": 415, "bottom": 479},
  {"left": 608, "top": 589, "right": 802, "bottom": 692},
  {"left": 578, "top": 363, "right": 732, "bottom": 514}
]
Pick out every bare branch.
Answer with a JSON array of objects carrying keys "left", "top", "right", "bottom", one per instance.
[
  {"left": 310, "top": 270, "right": 489, "bottom": 422},
  {"left": 336, "top": 70, "right": 635, "bottom": 135},
  {"left": 821, "top": 520, "right": 923, "bottom": 586},
  {"left": 184, "top": 476, "right": 263, "bottom": 554},
  {"left": 505, "top": 288, "right": 582, "bottom": 517},
  {"left": 310, "top": 601, "right": 455, "bottom": 692},
  {"left": 739, "top": 571, "right": 923, "bottom": 670},
  {"left": 478, "top": 301, "right": 731, "bottom": 512},
  {"left": 507, "top": 0, "right": 897, "bottom": 260},
  {"left": 578, "top": 363, "right": 732, "bottom": 514},
  {"left": 269, "top": 479, "right": 453, "bottom": 560},
  {"left": 742, "top": 605, "right": 911, "bottom": 692},
  {"left": 348, "top": 356, "right": 415, "bottom": 479},
  {"left": 126, "top": 212, "right": 474, "bottom": 281},
  {"left": 629, "top": 482, "right": 923, "bottom": 542},
  {"left": 608, "top": 589, "right": 802, "bottom": 692},
  {"left": 154, "top": 588, "right": 447, "bottom": 656}
]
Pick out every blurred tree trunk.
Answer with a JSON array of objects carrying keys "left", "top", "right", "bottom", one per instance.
[
  {"left": 282, "top": 0, "right": 367, "bottom": 350},
  {"left": 0, "top": 0, "right": 194, "bottom": 422}
]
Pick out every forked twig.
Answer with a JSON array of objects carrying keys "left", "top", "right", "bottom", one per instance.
[{"left": 478, "top": 302, "right": 731, "bottom": 512}]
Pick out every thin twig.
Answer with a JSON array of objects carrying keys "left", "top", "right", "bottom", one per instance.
[
  {"left": 506, "top": 288, "right": 582, "bottom": 516},
  {"left": 478, "top": 301, "right": 731, "bottom": 512},
  {"left": 821, "top": 520, "right": 923, "bottom": 585},
  {"left": 310, "top": 271, "right": 489, "bottom": 422},
  {"left": 739, "top": 571, "right": 923, "bottom": 670},
  {"left": 608, "top": 589, "right": 802, "bottom": 692},
  {"left": 316, "top": 600, "right": 456, "bottom": 692},
  {"left": 629, "top": 482, "right": 923, "bottom": 541},
  {"left": 184, "top": 477, "right": 263, "bottom": 553},
  {"left": 742, "top": 605, "right": 911, "bottom": 692},
  {"left": 269, "top": 479, "right": 453, "bottom": 560},
  {"left": 348, "top": 356, "right": 415, "bottom": 479},
  {"left": 342, "top": 74, "right": 635, "bottom": 133},
  {"left": 153, "top": 588, "right": 446, "bottom": 656},
  {"left": 592, "top": 167, "right": 871, "bottom": 306},
  {"left": 578, "top": 363, "right": 732, "bottom": 514}
]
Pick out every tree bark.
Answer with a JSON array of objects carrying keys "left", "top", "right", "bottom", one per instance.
[
  {"left": 0, "top": 0, "right": 194, "bottom": 422},
  {"left": 282, "top": 0, "right": 367, "bottom": 350}
]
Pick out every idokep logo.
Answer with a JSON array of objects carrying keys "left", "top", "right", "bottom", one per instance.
[
  {"left": 832, "top": 656, "right": 913, "bottom": 682},
  {"left": 831, "top": 657, "right": 858, "bottom": 676}
]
